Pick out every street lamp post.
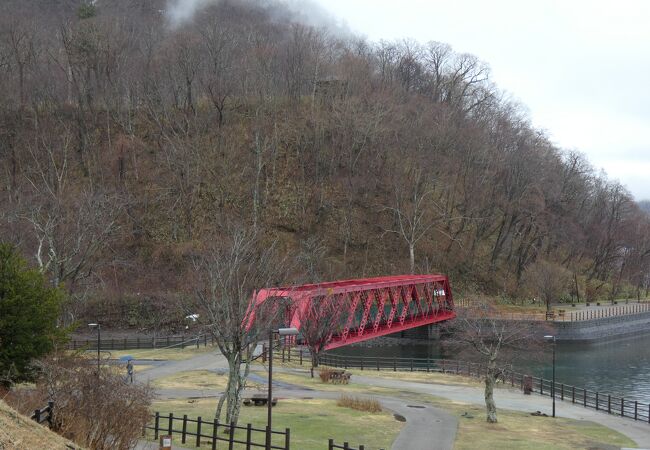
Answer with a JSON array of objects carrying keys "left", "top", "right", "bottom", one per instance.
[
  {"left": 266, "top": 327, "right": 299, "bottom": 450},
  {"left": 544, "top": 335, "right": 556, "bottom": 418},
  {"left": 88, "top": 323, "right": 101, "bottom": 375}
]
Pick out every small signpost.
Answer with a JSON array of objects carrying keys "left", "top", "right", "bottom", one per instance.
[{"left": 159, "top": 435, "right": 172, "bottom": 450}]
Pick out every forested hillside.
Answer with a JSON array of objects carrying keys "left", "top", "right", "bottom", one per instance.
[{"left": 1, "top": 0, "right": 649, "bottom": 328}]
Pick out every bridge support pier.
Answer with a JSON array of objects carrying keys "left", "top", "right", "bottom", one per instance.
[{"left": 399, "top": 323, "right": 440, "bottom": 340}]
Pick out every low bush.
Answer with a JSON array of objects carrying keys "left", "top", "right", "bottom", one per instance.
[
  {"left": 336, "top": 395, "right": 382, "bottom": 413},
  {"left": 6, "top": 353, "right": 153, "bottom": 450},
  {"left": 319, "top": 368, "right": 335, "bottom": 383}
]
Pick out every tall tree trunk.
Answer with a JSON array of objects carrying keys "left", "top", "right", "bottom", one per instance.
[
  {"left": 409, "top": 242, "right": 415, "bottom": 274},
  {"left": 484, "top": 366, "right": 498, "bottom": 423}
]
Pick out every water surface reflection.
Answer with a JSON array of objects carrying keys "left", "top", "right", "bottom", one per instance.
[{"left": 331, "top": 333, "right": 650, "bottom": 403}]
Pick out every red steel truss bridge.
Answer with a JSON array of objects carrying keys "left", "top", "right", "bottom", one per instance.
[{"left": 248, "top": 274, "right": 455, "bottom": 350}]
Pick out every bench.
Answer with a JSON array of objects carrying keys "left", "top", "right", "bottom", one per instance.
[{"left": 243, "top": 394, "right": 278, "bottom": 407}]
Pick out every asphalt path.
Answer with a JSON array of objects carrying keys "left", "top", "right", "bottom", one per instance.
[
  {"left": 133, "top": 351, "right": 650, "bottom": 449},
  {"left": 134, "top": 351, "right": 457, "bottom": 450}
]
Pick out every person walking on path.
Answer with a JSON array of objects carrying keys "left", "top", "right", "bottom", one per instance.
[{"left": 126, "top": 359, "right": 134, "bottom": 383}]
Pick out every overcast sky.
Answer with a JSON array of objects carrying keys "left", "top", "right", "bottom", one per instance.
[{"left": 313, "top": 0, "right": 650, "bottom": 200}]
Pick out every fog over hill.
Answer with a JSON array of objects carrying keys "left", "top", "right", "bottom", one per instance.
[{"left": 1, "top": 0, "right": 649, "bottom": 329}]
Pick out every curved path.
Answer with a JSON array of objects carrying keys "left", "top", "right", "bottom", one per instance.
[
  {"left": 135, "top": 352, "right": 457, "bottom": 450},
  {"left": 133, "top": 351, "right": 650, "bottom": 449}
]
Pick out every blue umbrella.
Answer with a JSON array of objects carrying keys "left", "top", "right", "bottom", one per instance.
[{"left": 118, "top": 355, "right": 134, "bottom": 361}]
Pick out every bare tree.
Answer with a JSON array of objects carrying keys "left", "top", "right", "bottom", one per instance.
[
  {"left": 21, "top": 129, "right": 122, "bottom": 315},
  {"left": 384, "top": 164, "right": 450, "bottom": 273},
  {"left": 522, "top": 260, "right": 571, "bottom": 311},
  {"left": 297, "top": 295, "right": 338, "bottom": 377},
  {"left": 192, "top": 226, "right": 291, "bottom": 425},
  {"left": 445, "top": 301, "right": 548, "bottom": 423}
]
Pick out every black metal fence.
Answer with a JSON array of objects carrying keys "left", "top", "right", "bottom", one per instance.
[
  {"left": 144, "top": 412, "right": 290, "bottom": 450},
  {"left": 328, "top": 439, "right": 384, "bottom": 450},
  {"left": 68, "top": 334, "right": 214, "bottom": 351},
  {"left": 316, "top": 353, "right": 650, "bottom": 425}
]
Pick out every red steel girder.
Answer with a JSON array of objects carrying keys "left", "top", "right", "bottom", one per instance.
[{"left": 247, "top": 274, "right": 455, "bottom": 350}]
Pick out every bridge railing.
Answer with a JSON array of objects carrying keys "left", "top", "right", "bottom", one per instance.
[{"left": 314, "top": 353, "right": 650, "bottom": 425}]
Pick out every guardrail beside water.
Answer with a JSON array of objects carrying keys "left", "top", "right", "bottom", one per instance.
[{"left": 315, "top": 352, "right": 650, "bottom": 425}]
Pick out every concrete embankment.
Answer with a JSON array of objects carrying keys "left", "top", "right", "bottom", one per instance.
[
  {"left": 550, "top": 311, "right": 650, "bottom": 342},
  {"left": 390, "top": 311, "right": 650, "bottom": 344}
]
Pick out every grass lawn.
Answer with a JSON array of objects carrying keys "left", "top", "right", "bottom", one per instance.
[
  {"left": 148, "top": 397, "right": 400, "bottom": 450},
  {"left": 153, "top": 370, "right": 229, "bottom": 390},
  {"left": 143, "top": 363, "right": 638, "bottom": 449},
  {"left": 107, "top": 345, "right": 217, "bottom": 361},
  {"left": 249, "top": 369, "right": 408, "bottom": 397},
  {"left": 401, "top": 395, "right": 637, "bottom": 450},
  {"left": 346, "top": 368, "right": 480, "bottom": 387}
]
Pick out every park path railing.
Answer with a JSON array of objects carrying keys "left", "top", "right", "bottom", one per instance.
[
  {"left": 68, "top": 334, "right": 214, "bottom": 351},
  {"left": 145, "top": 412, "right": 290, "bottom": 450},
  {"left": 314, "top": 353, "right": 650, "bottom": 425}
]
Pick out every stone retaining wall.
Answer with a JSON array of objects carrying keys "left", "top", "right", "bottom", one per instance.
[{"left": 550, "top": 311, "right": 650, "bottom": 342}]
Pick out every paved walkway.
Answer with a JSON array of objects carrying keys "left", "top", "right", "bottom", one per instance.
[
  {"left": 154, "top": 386, "right": 457, "bottom": 450},
  {"left": 137, "top": 353, "right": 457, "bottom": 450},
  {"left": 351, "top": 372, "right": 650, "bottom": 447},
  {"left": 135, "top": 352, "right": 650, "bottom": 449}
]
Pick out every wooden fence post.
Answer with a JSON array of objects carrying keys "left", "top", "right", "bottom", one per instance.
[
  {"left": 196, "top": 416, "right": 202, "bottom": 447},
  {"left": 285, "top": 427, "right": 290, "bottom": 450},
  {"left": 168, "top": 412, "right": 173, "bottom": 435},
  {"left": 328, "top": 439, "right": 334, "bottom": 450},
  {"left": 211, "top": 419, "right": 218, "bottom": 450},
  {"left": 181, "top": 415, "right": 188, "bottom": 443},
  {"left": 154, "top": 412, "right": 160, "bottom": 440},
  {"left": 246, "top": 423, "right": 252, "bottom": 450},
  {"left": 47, "top": 401, "right": 54, "bottom": 428},
  {"left": 228, "top": 421, "right": 235, "bottom": 450}
]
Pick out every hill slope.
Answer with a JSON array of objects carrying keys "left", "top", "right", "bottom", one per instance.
[{"left": 0, "top": 400, "right": 82, "bottom": 450}]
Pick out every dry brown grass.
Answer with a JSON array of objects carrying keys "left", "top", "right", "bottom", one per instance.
[
  {"left": 6, "top": 353, "right": 152, "bottom": 450},
  {"left": 319, "top": 368, "right": 336, "bottom": 383},
  {"left": 336, "top": 395, "right": 382, "bottom": 413},
  {"left": 0, "top": 400, "right": 83, "bottom": 450}
]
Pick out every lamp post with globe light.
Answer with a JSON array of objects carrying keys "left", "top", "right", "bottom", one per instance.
[{"left": 88, "top": 323, "right": 101, "bottom": 375}]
